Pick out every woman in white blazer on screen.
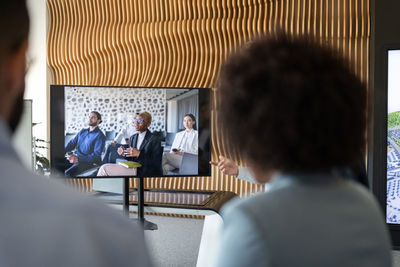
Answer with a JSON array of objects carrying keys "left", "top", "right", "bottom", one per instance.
[{"left": 162, "top": 114, "right": 198, "bottom": 174}]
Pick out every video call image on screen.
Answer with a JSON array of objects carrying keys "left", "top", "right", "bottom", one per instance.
[
  {"left": 51, "top": 86, "right": 211, "bottom": 178},
  {"left": 387, "top": 50, "right": 400, "bottom": 223}
]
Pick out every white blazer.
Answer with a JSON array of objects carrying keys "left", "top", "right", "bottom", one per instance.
[{"left": 171, "top": 129, "right": 198, "bottom": 155}]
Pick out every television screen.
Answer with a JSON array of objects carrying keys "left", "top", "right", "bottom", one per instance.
[
  {"left": 50, "top": 85, "right": 211, "bottom": 178},
  {"left": 387, "top": 49, "right": 400, "bottom": 223}
]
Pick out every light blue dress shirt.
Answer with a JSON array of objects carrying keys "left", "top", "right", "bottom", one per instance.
[{"left": 217, "top": 172, "right": 392, "bottom": 267}]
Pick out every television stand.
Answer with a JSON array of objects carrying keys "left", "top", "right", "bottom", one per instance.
[
  {"left": 123, "top": 177, "right": 158, "bottom": 230},
  {"left": 94, "top": 179, "right": 238, "bottom": 230}
]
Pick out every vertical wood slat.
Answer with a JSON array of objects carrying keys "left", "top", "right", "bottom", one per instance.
[{"left": 47, "top": 0, "right": 369, "bottom": 196}]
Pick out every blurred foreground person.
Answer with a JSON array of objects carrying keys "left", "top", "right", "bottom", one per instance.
[
  {"left": 216, "top": 34, "right": 391, "bottom": 267},
  {"left": 0, "top": 1, "right": 151, "bottom": 266}
]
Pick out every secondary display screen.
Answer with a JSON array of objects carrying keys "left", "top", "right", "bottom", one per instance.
[
  {"left": 387, "top": 50, "right": 400, "bottom": 223},
  {"left": 50, "top": 85, "right": 211, "bottom": 178}
]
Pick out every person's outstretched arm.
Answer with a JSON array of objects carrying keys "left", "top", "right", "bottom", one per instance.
[
  {"left": 210, "top": 155, "right": 256, "bottom": 183},
  {"left": 65, "top": 131, "right": 80, "bottom": 152}
]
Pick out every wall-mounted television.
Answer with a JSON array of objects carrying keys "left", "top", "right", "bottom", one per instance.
[{"left": 50, "top": 85, "right": 211, "bottom": 178}]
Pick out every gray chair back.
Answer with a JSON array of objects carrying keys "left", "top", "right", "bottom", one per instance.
[{"left": 165, "top": 132, "right": 176, "bottom": 146}]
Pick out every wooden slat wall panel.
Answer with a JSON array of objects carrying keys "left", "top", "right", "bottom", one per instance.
[{"left": 47, "top": 0, "right": 369, "bottom": 197}]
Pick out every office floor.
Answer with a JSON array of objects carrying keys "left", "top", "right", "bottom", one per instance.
[
  {"left": 142, "top": 214, "right": 400, "bottom": 267},
  {"left": 143, "top": 215, "right": 204, "bottom": 267},
  {"left": 393, "top": 250, "right": 400, "bottom": 266}
]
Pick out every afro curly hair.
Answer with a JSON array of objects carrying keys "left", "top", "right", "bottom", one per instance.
[{"left": 217, "top": 34, "right": 366, "bottom": 173}]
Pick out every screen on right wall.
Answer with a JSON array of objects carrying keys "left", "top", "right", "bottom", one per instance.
[{"left": 387, "top": 49, "right": 400, "bottom": 223}]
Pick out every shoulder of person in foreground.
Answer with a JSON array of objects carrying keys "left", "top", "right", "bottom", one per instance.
[
  {"left": 217, "top": 196, "right": 270, "bottom": 267},
  {"left": 217, "top": 178, "right": 392, "bottom": 267},
  {"left": 237, "top": 166, "right": 257, "bottom": 183},
  {"left": 0, "top": 157, "right": 152, "bottom": 267}
]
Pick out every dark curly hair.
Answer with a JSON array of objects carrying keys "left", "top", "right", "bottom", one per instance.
[{"left": 217, "top": 34, "right": 366, "bottom": 173}]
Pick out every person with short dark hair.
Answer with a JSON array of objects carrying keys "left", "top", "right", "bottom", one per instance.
[
  {"left": 97, "top": 111, "right": 162, "bottom": 177},
  {"left": 0, "top": 1, "right": 151, "bottom": 266},
  {"left": 65, "top": 111, "right": 106, "bottom": 177},
  {"left": 216, "top": 34, "right": 391, "bottom": 267}
]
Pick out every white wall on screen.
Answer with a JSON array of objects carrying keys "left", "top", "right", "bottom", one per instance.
[
  {"left": 388, "top": 50, "right": 400, "bottom": 113},
  {"left": 167, "top": 101, "right": 178, "bottom": 132}
]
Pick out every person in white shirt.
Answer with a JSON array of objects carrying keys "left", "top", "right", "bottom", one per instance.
[
  {"left": 215, "top": 34, "right": 391, "bottom": 267},
  {"left": 113, "top": 113, "right": 139, "bottom": 145},
  {"left": 162, "top": 114, "right": 198, "bottom": 174},
  {"left": 103, "top": 113, "right": 139, "bottom": 163}
]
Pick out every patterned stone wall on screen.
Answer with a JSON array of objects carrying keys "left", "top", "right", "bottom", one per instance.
[{"left": 65, "top": 86, "right": 166, "bottom": 134}]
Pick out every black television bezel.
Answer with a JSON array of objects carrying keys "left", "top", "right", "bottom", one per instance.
[
  {"left": 369, "top": 45, "right": 400, "bottom": 248},
  {"left": 50, "top": 84, "right": 211, "bottom": 179}
]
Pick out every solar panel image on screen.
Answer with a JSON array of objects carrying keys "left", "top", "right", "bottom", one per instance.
[{"left": 387, "top": 50, "right": 400, "bottom": 223}]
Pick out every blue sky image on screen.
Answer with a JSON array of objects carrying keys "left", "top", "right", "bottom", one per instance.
[{"left": 387, "top": 50, "right": 400, "bottom": 223}]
